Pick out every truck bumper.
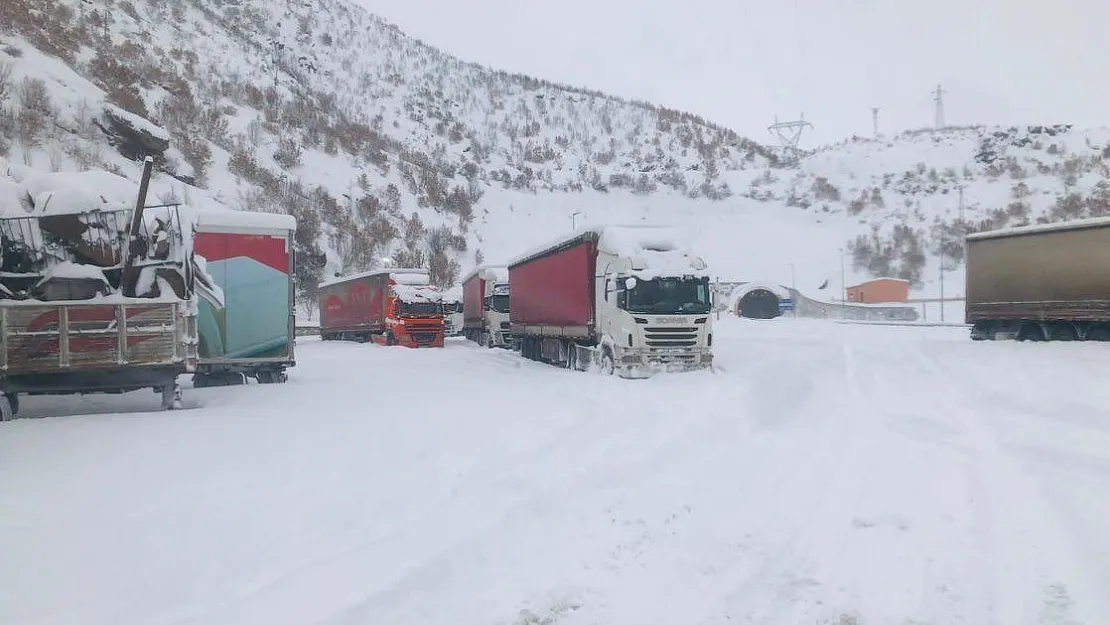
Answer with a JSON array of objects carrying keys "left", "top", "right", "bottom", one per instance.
[{"left": 616, "top": 347, "right": 713, "bottom": 374}]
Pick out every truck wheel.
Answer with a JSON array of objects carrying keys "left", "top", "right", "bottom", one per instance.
[
  {"left": 0, "top": 393, "right": 15, "bottom": 421},
  {"left": 160, "top": 383, "right": 183, "bottom": 410},
  {"left": 483, "top": 332, "right": 494, "bottom": 349},
  {"left": 599, "top": 349, "right": 615, "bottom": 376},
  {"left": 385, "top": 332, "right": 395, "bottom": 346}
]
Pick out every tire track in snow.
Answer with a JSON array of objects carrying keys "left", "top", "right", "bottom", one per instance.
[{"left": 908, "top": 344, "right": 1109, "bottom": 624}]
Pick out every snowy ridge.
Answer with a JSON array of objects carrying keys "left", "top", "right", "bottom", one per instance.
[{"left": 3, "top": 0, "right": 1110, "bottom": 310}]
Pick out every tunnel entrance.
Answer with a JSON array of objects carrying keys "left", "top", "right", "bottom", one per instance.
[{"left": 737, "top": 289, "right": 782, "bottom": 319}]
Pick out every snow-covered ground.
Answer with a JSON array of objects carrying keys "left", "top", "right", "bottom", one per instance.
[{"left": 3, "top": 319, "right": 1110, "bottom": 625}]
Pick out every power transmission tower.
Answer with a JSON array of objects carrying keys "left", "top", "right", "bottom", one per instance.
[
  {"left": 871, "top": 107, "right": 880, "bottom": 138},
  {"left": 767, "top": 113, "right": 813, "bottom": 163},
  {"left": 933, "top": 84, "right": 946, "bottom": 129}
]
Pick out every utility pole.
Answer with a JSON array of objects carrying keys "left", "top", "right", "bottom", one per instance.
[
  {"left": 871, "top": 107, "right": 880, "bottom": 139},
  {"left": 790, "top": 263, "right": 797, "bottom": 317},
  {"left": 933, "top": 84, "right": 946, "bottom": 129},
  {"left": 839, "top": 248, "right": 847, "bottom": 304},
  {"left": 939, "top": 230, "right": 945, "bottom": 323},
  {"left": 958, "top": 185, "right": 965, "bottom": 222}
]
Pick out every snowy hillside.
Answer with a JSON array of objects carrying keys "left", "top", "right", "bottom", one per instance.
[{"left": 2, "top": 0, "right": 1110, "bottom": 310}]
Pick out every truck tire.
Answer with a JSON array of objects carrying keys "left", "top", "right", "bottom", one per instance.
[
  {"left": 599, "top": 349, "right": 615, "bottom": 376},
  {"left": 385, "top": 332, "right": 396, "bottom": 346},
  {"left": 160, "top": 383, "right": 183, "bottom": 410},
  {"left": 0, "top": 393, "right": 15, "bottom": 421}
]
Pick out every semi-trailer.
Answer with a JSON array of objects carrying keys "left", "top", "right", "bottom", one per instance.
[
  {"left": 508, "top": 225, "right": 714, "bottom": 376},
  {"left": 317, "top": 268, "right": 446, "bottom": 347},
  {"left": 192, "top": 210, "right": 297, "bottom": 386},
  {"left": 460, "top": 265, "right": 512, "bottom": 348},
  {"left": 966, "top": 216, "right": 1110, "bottom": 341}
]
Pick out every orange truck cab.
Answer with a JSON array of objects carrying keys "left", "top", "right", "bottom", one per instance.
[{"left": 382, "top": 276, "right": 446, "bottom": 347}]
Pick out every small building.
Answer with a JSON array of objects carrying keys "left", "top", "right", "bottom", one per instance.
[{"left": 846, "top": 278, "right": 909, "bottom": 304}]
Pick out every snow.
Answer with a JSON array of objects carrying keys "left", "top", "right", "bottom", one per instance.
[
  {"left": 36, "top": 261, "right": 108, "bottom": 284},
  {"left": 21, "top": 170, "right": 142, "bottom": 215},
  {"left": 101, "top": 103, "right": 172, "bottom": 142},
  {"left": 392, "top": 283, "right": 443, "bottom": 303},
  {"left": 505, "top": 224, "right": 707, "bottom": 279},
  {"left": 460, "top": 264, "right": 508, "bottom": 285},
  {"left": 0, "top": 179, "right": 30, "bottom": 217},
  {"left": 3, "top": 318, "right": 1110, "bottom": 624},
  {"left": 194, "top": 209, "right": 297, "bottom": 232},
  {"left": 966, "top": 214, "right": 1110, "bottom": 240},
  {"left": 441, "top": 285, "right": 463, "bottom": 303},
  {"left": 318, "top": 268, "right": 430, "bottom": 289}
]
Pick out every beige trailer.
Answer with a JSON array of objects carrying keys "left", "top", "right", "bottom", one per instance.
[{"left": 965, "top": 216, "right": 1110, "bottom": 341}]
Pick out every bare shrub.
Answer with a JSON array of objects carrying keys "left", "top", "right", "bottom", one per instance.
[
  {"left": 273, "top": 136, "right": 302, "bottom": 168},
  {"left": 16, "top": 77, "right": 52, "bottom": 154}
]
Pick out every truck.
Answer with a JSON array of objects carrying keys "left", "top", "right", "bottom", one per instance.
[
  {"left": 461, "top": 265, "right": 513, "bottom": 348},
  {"left": 508, "top": 225, "right": 714, "bottom": 376},
  {"left": 441, "top": 285, "right": 463, "bottom": 337},
  {"left": 966, "top": 216, "right": 1110, "bottom": 341},
  {"left": 0, "top": 159, "right": 205, "bottom": 419},
  {"left": 191, "top": 210, "right": 297, "bottom": 386},
  {"left": 317, "top": 268, "right": 445, "bottom": 347}
]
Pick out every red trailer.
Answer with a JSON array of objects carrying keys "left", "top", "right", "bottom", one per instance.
[
  {"left": 509, "top": 233, "right": 597, "bottom": 339},
  {"left": 317, "top": 268, "right": 445, "bottom": 347}
]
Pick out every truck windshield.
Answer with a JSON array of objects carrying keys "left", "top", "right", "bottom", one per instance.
[
  {"left": 443, "top": 302, "right": 461, "bottom": 314},
  {"left": 400, "top": 301, "right": 442, "bottom": 316},
  {"left": 622, "top": 276, "right": 711, "bottom": 315},
  {"left": 486, "top": 295, "right": 510, "bottom": 313}
]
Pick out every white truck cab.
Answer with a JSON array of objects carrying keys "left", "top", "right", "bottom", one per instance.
[{"left": 594, "top": 229, "right": 714, "bottom": 375}]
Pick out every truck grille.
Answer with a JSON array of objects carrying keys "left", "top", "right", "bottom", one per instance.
[
  {"left": 410, "top": 332, "right": 438, "bottom": 344},
  {"left": 500, "top": 321, "right": 511, "bottom": 330},
  {"left": 644, "top": 326, "right": 698, "bottom": 348}
]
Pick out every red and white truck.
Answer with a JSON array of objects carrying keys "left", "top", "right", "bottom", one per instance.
[
  {"left": 460, "top": 265, "right": 512, "bottom": 348},
  {"left": 508, "top": 225, "right": 714, "bottom": 377},
  {"left": 317, "top": 268, "right": 445, "bottom": 347}
]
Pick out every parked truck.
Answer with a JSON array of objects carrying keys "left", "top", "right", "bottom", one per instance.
[
  {"left": 508, "top": 225, "right": 714, "bottom": 376},
  {"left": 0, "top": 159, "right": 206, "bottom": 419},
  {"left": 966, "top": 217, "right": 1110, "bottom": 341},
  {"left": 191, "top": 210, "right": 297, "bottom": 386},
  {"left": 461, "top": 265, "right": 513, "bottom": 348},
  {"left": 318, "top": 268, "right": 445, "bottom": 347},
  {"left": 441, "top": 285, "right": 463, "bottom": 337}
]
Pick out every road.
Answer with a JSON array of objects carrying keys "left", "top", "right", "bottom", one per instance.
[{"left": 2, "top": 318, "right": 1108, "bottom": 625}]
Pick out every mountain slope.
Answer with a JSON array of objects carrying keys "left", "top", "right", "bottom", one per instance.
[
  {"left": 0, "top": 0, "right": 777, "bottom": 309},
  {"left": 1, "top": 0, "right": 1109, "bottom": 313}
]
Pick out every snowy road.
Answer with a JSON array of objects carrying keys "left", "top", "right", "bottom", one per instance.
[{"left": 3, "top": 319, "right": 1110, "bottom": 625}]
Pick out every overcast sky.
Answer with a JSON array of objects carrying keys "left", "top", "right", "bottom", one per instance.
[{"left": 355, "top": 0, "right": 1109, "bottom": 147}]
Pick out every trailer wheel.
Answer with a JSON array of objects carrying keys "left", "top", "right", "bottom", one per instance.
[
  {"left": 1087, "top": 326, "right": 1110, "bottom": 341},
  {"left": 0, "top": 393, "right": 15, "bottom": 421}
]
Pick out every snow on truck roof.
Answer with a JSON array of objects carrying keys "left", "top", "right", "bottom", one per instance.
[
  {"left": 966, "top": 215, "right": 1110, "bottom": 241},
  {"left": 318, "top": 267, "right": 429, "bottom": 289},
  {"left": 460, "top": 264, "right": 508, "bottom": 284},
  {"left": 507, "top": 225, "right": 707, "bottom": 277},
  {"left": 392, "top": 283, "right": 443, "bottom": 303},
  {"left": 194, "top": 209, "right": 296, "bottom": 231}
]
